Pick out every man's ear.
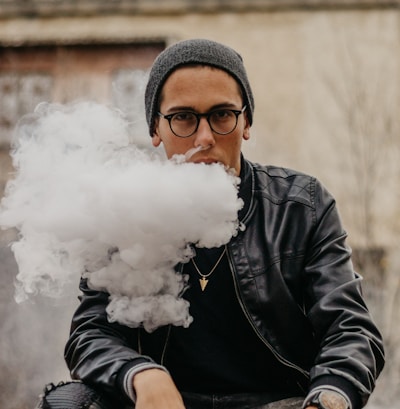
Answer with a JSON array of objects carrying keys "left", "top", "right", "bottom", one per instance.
[
  {"left": 152, "top": 122, "right": 162, "bottom": 147},
  {"left": 152, "top": 132, "right": 162, "bottom": 147}
]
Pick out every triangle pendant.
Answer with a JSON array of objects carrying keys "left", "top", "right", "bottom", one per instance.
[{"left": 199, "top": 277, "right": 208, "bottom": 291}]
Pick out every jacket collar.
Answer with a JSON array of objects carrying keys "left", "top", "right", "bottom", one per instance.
[{"left": 238, "top": 154, "right": 254, "bottom": 225}]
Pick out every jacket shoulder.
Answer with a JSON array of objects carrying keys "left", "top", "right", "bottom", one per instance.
[{"left": 251, "top": 162, "right": 318, "bottom": 207}]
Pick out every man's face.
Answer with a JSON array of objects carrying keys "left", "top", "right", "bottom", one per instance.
[{"left": 152, "top": 66, "right": 250, "bottom": 175}]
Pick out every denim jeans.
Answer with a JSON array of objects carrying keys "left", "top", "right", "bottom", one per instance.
[
  {"left": 181, "top": 392, "right": 304, "bottom": 409},
  {"left": 35, "top": 381, "right": 304, "bottom": 409}
]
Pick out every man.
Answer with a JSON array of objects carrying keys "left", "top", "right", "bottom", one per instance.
[{"left": 37, "top": 39, "right": 384, "bottom": 409}]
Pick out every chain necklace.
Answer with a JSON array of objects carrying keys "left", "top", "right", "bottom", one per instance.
[{"left": 191, "top": 246, "right": 227, "bottom": 291}]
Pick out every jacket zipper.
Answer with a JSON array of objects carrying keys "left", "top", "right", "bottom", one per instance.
[
  {"left": 226, "top": 246, "right": 310, "bottom": 381},
  {"left": 160, "top": 324, "right": 172, "bottom": 365},
  {"left": 137, "top": 324, "right": 171, "bottom": 366},
  {"left": 160, "top": 263, "right": 186, "bottom": 365}
]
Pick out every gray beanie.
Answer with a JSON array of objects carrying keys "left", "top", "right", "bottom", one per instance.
[{"left": 145, "top": 38, "right": 254, "bottom": 136}]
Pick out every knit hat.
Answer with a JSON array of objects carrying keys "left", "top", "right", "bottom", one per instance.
[{"left": 145, "top": 38, "right": 255, "bottom": 136}]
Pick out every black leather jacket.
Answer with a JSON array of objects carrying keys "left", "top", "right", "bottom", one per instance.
[{"left": 65, "top": 158, "right": 385, "bottom": 406}]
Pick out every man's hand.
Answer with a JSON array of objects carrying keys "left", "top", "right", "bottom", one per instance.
[{"left": 133, "top": 368, "right": 186, "bottom": 409}]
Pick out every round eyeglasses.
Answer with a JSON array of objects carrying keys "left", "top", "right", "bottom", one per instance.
[{"left": 158, "top": 106, "right": 247, "bottom": 138}]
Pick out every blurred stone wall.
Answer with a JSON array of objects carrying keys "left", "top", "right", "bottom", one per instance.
[{"left": 0, "top": 0, "right": 397, "bottom": 16}]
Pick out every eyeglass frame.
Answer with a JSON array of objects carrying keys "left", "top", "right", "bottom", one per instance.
[{"left": 157, "top": 106, "right": 247, "bottom": 138}]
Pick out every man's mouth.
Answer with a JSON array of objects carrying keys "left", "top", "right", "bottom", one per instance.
[{"left": 184, "top": 145, "right": 212, "bottom": 161}]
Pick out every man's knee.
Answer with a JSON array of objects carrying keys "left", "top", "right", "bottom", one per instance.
[{"left": 34, "top": 380, "right": 116, "bottom": 409}]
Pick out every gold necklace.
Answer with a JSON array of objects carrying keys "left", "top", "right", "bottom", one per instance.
[{"left": 191, "top": 246, "right": 227, "bottom": 291}]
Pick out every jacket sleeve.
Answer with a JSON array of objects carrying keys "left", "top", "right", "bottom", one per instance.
[
  {"left": 304, "top": 179, "right": 385, "bottom": 407},
  {"left": 64, "top": 278, "right": 158, "bottom": 400}
]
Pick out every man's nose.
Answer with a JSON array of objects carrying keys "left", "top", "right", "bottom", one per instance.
[{"left": 194, "top": 117, "right": 215, "bottom": 145}]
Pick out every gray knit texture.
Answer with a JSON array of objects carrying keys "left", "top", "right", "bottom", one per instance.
[{"left": 144, "top": 38, "right": 255, "bottom": 136}]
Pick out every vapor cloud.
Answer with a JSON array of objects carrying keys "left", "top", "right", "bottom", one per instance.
[{"left": 0, "top": 101, "right": 243, "bottom": 332}]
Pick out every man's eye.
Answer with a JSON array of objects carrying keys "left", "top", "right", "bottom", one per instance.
[
  {"left": 173, "top": 112, "right": 195, "bottom": 121},
  {"left": 213, "top": 110, "right": 232, "bottom": 119}
]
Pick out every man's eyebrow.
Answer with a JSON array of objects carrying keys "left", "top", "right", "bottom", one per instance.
[{"left": 164, "top": 103, "right": 239, "bottom": 113}]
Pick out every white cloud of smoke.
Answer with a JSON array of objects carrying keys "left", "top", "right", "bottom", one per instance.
[{"left": 0, "top": 101, "right": 243, "bottom": 332}]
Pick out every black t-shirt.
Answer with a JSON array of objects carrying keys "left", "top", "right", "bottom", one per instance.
[{"left": 165, "top": 246, "right": 303, "bottom": 395}]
